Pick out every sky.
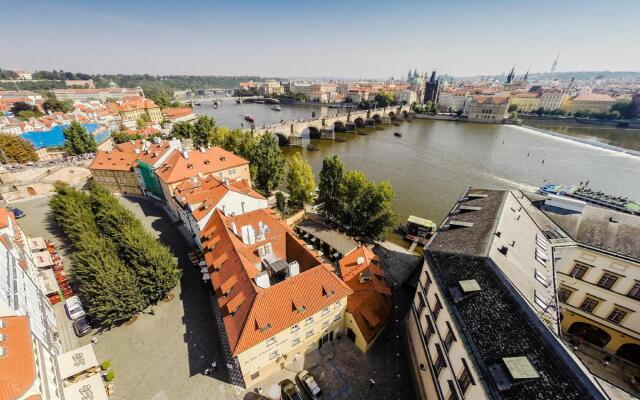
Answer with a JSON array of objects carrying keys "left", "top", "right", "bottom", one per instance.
[{"left": 1, "top": 0, "right": 639, "bottom": 79}]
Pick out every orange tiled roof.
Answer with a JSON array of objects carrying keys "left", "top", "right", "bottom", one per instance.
[
  {"left": 89, "top": 150, "right": 138, "bottom": 171},
  {"left": 118, "top": 98, "right": 158, "bottom": 112},
  {"left": 162, "top": 107, "right": 193, "bottom": 120},
  {"left": 201, "top": 209, "right": 352, "bottom": 356},
  {"left": 115, "top": 139, "right": 175, "bottom": 166},
  {"left": 472, "top": 95, "right": 509, "bottom": 105},
  {"left": 0, "top": 316, "right": 36, "bottom": 400},
  {"left": 156, "top": 147, "right": 248, "bottom": 184},
  {"left": 339, "top": 247, "right": 392, "bottom": 343},
  {"left": 0, "top": 208, "right": 9, "bottom": 229}
]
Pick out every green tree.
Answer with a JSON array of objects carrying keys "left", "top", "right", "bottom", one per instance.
[
  {"left": 10, "top": 102, "right": 43, "bottom": 119},
  {"left": 43, "top": 98, "right": 73, "bottom": 113},
  {"left": 0, "top": 134, "right": 38, "bottom": 163},
  {"left": 170, "top": 121, "right": 195, "bottom": 139},
  {"left": 136, "top": 113, "right": 151, "bottom": 130},
  {"left": 611, "top": 101, "right": 635, "bottom": 119},
  {"left": 374, "top": 91, "right": 395, "bottom": 107},
  {"left": 317, "top": 155, "right": 344, "bottom": 218},
  {"left": 276, "top": 191, "right": 287, "bottom": 214},
  {"left": 111, "top": 131, "right": 144, "bottom": 144},
  {"left": 251, "top": 134, "right": 285, "bottom": 195},
  {"left": 63, "top": 121, "right": 97, "bottom": 155},
  {"left": 192, "top": 115, "right": 216, "bottom": 148},
  {"left": 508, "top": 104, "right": 520, "bottom": 112},
  {"left": 286, "top": 153, "right": 315, "bottom": 208}
]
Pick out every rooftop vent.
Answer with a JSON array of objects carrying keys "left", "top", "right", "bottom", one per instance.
[
  {"left": 220, "top": 156, "right": 226, "bottom": 162},
  {"left": 255, "top": 271, "right": 271, "bottom": 288},
  {"left": 199, "top": 146, "right": 206, "bottom": 153},
  {"left": 609, "top": 216, "right": 619, "bottom": 223},
  {"left": 467, "top": 193, "right": 488, "bottom": 199},
  {"left": 359, "top": 271, "right": 372, "bottom": 283},
  {"left": 182, "top": 150, "right": 189, "bottom": 160},
  {"left": 544, "top": 194, "right": 586, "bottom": 214},
  {"left": 489, "top": 356, "right": 540, "bottom": 391},
  {"left": 356, "top": 256, "right": 365, "bottom": 265},
  {"left": 0, "top": 333, "right": 4, "bottom": 342},
  {"left": 498, "top": 245, "right": 509, "bottom": 256},
  {"left": 0, "top": 347, "right": 4, "bottom": 357},
  {"left": 448, "top": 220, "right": 474, "bottom": 228},
  {"left": 153, "top": 136, "right": 161, "bottom": 144},
  {"left": 449, "top": 279, "right": 482, "bottom": 303},
  {"left": 289, "top": 261, "right": 300, "bottom": 277}
]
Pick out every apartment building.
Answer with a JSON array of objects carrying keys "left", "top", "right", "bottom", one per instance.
[
  {"left": 89, "top": 150, "right": 143, "bottom": 195},
  {"left": 173, "top": 175, "right": 268, "bottom": 247},
  {"left": 540, "top": 89, "right": 566, "bottom": 111},
  {"left": 201, "top": 208, "right": 352, "bottom": 387},
  {"left": 117, "top": 98, "right": 163, "bottom": 125},
  {"left": 52, "top": 87, "right": 144, "bottom": 102},
  {"left": 509, "top": 92, "right": 541, "bottom": 112},
  {"left": 437, "top": 89, "right": 470, "bottom": 112},
  {"left": 563, "top": 93, "right": 616, "bottom": 114},
  {"left": 406, "top": 189, "right": 609, "bottom": 400}
]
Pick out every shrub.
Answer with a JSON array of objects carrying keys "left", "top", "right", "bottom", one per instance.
[
  {"left": 101, "top": 360, "right": 111, "bottom": 370},
  {"left": 105, "top": 370, "right": 115, "bottom": 382}
]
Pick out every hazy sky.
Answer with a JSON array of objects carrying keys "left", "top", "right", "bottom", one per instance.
[{"left": 2, "top": 0, "right": 639, "bottom": 78}]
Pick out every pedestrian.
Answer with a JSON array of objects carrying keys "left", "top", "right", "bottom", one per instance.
[
  {"left": 369, "top": 378, "right": 376, "bottom": 389},
  {"left": 91, "top": 336, "right": 98, "bottom": 344},
  {"left": 212, "top": 361, "right": 217, "bottom": 372},
  {"left": 204, "top": 367, "right": 211, "bottom": 376}
]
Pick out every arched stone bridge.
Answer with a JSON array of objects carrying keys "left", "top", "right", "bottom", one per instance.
[{"left": 248, "top": 104, "right": 411, "bottom": 145}]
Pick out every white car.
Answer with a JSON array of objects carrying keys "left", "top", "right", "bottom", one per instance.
[{"left": 64, "top": 296, "right": 86, "bottom": 320}]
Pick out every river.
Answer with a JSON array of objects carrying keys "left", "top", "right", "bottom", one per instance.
[{"left": 193, "top": 100, "right": 640, "bottom": 236}]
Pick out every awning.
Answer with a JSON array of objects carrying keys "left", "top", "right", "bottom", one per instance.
[
  {"left": 33, "top": 250, "right": 54, "bottom": 269},
  {"left": 56, "top": 344, "right": 99, "bottom": 380},
  {"left": 63, "top": 373, "right": 109, "bottom": 400},
  {"left": 28, "top": 236, "right": 46, "bottom": 251},
  {"left": 40, "top": 268, "right": 58, "bottom": 295},
  {"left": 407, "top": 215, "right": 437, "bottom": 229}
]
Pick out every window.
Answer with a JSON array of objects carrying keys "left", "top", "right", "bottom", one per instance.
[
  {"left": 291, "top": 324, "right": 300, "bottom": 333},
  {"left": 447, "top": 380, "right": 459, "bottom": 400},
  {"left": 306, "top": 330, "right": 314, "bottom": 338},
  {"left": 333, "top": 300, "right": 342, "bottom": 309},
  {"left": 305, "top": 316, "right": 314, "bottom": 326},
  {"left": 629, "top": 282, "right": 640, "bottom": 300},
  {"left": 424, "top": 317, "right": 435, "bottom": 341},
  {"left": 322, "top": 320, "right": 329, "bottom": 328},
  {"left": 607, "top": 308, "right": 628, "bottom": 324},
  {"left": 557, "top": 287, "right": 573, "bottom": 303},
  {"left": 433, "top": 296, "right": 443, "bottom": 321},
  {"left": 458, "top": 359, "right": 474, "bottom": 394},
  {"left": 597, "top": 273, "right": 619, "bottom": 290},
  {"left": 580, "top": 297, "right": 599, "bottom": 313},
  {"left": 322, "top": 307, "right": 330, "bottom": 316},
  {"left": 251, "top": 371, "right": 260, "bottom": 381},
  {"left": 534, "top": 291, "right": 548, "bottom": 309},
  {"left": 417, "top": 292, "right": 426, "bottom": 312},
  {"left": 423, "top": 272, "right": 432, "bottom": 292},
  {"left": 535, "top": 270, "right": 549, "bottom": 286},
  {"left": 266, "top": 336, "right": 276, "bottom": 347},
  {"left": 570, "top": 263, "right": 589, "bottom": 279},
  {"left": 333, "top": 313, "right": 342, "bottom": 322},
  {"left": 268, "top": 350, "right": 279, "bottom": 360},
  {"left": 292, "top": 337, "right": 301, "bottom": 347},
  {"left": 433, "top": 345, "right": 446, "bottom": 376},
  {"left": 444, "top": 323, "right": 456, "bottom": 352}
]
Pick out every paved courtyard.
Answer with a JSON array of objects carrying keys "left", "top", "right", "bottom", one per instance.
[{"left": 11, "top": 195, "right": 420, "bottom": 400}]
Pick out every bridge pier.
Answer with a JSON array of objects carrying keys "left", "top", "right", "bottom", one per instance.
[
  {"left": 320, "top": 128, "right": 335, "bottom": 140},
  {"left": 289, "top": 136, "right": 303, "bottom": 147}
]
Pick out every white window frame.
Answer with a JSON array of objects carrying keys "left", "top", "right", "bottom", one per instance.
[
  {"left": 306, "top": 329, "right": 314, "bottom": 338},
  {"left": 268, "top": 350, "right": 279, "bottom": 360},
  {"left": 534, "top": 270, "right": 549, "bottom": 287},
  {"left": 291, "top": 324, "right": 300, "bottom": 333},
  {"left": 305, "top": 316, "right": 313, "bottom": 325},
  {"left": 266, "top": 336, "right": 277, "bottom": 347},
  {"left": 322, "top": 307, "right": 329, "bottom": 316}
]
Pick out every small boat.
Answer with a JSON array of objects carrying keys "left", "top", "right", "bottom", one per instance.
[
  {"left": 271, "top": 105, "right": 282, "bottom": 111},
  {"left": 394, "top": 132, "right": 402, "bottom": 137},
  {"left": 194, "top": 101, "right": 201, "bottom": 106},
  {"left": 335, "top": 136, "right": 346, "bottom": 142},
  {"left": 393, "top": 122, "right": 401, "bottom": 126},
  {"left": 244, "top": 115, "right": 255, "bottom": 123},
  {"left": 306, "top": 144, "right": 319, "bottom": 151},
  {"left": 213, "top": 104, "right": 218, "bottom": 109},
  {"left": 401, "top": 215, "right": 437, "bottom": 245}
]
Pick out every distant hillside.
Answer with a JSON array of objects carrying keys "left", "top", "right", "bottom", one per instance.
[{"left": 453, "top": 71, "right": 640, "bottom": 82}]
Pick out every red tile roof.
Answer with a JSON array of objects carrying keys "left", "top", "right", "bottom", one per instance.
[
  {"left": 201, "top": 209, "right": 352, "bottom": 356},
  {"left": 0, "top": 316, "right": 36, "bottom": 400},
  {"left": 156, "top": 147, "right": 248, "bottom": 184},
  {"left": 472, "top": 95, "right": 510, "bottom": 105},
  {"left": 162, "top": 107, "right": 194, "bottom": 120},
  {"left": 89, "top": 150, "right": 138, "bottom": 171}
]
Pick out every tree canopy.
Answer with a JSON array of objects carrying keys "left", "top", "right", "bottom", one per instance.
[
  {"left": 317, "top": 155, "right": 344, "bottom": 218},
  {"left": 43, "top": 97, "right": 74, "bottom": 114},
  {"left": 374, "top": 91, "right": 396, "bottom": 107},
  {"left": 192, "top": 116, "right": 216, "bottom": 148},
  {"left": 0, "top": 134, "right": 38, "bottom": 163},
  {"left": 286, "top": 153, "right": 315, "bottom": 208},
  {"left": 63, "top": 121, "right": 97, "bottom": 155},
  {"left": 251, "top": 134, "right": 285, "bottom": 195}
]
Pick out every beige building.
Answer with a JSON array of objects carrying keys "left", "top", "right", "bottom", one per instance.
[
  {"left": 563, "top": 93, "right": 616, "bottom": 114},
  {"left": 540, "top": 89, "right": 566, "bottom": 111},
  {"left": 118, "top": 98, "right": 163, "bottom": 124},
  {"left": 201, "top": 208, "right": 352, "bottom": 387},
  {"left": 465, "top": 96, "right": 510, "bottom": 123},
  {"left": 509, "top": 92, "right": 541, "bottom": 112},
  {"left": 89, "top": 150, "right": 143, "bottom": 194},
  {"left": 406, "top": 189, "right": 617, "bottom": 400}
]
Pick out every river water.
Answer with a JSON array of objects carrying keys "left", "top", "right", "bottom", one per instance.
[{"left": 194, "top": 100, "right": 640, "bottom": 232}]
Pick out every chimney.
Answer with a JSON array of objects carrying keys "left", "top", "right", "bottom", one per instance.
[
  {"left": 356, "top": 256, "right": 365, "bottom": 265},
  {"left": 289, "top": 261, "right": 300, "bottom": 277},
  {"left": 255, "top": 271, "right": 271, "bottom": 288},
  {"left": 241, "top": 225, "right": 256, "bottom": 245},
  {"left": 199, "top": 146, "right": 206, "bottom": 153},
  {"left": 182, "top": 150, "right": 189, "bottom": 159},
  {"left": 230, "top": 222, "right": 238, "bottom": 235},
  {"left": 153, "top": 136, "right": 161, "bottom": 144}
]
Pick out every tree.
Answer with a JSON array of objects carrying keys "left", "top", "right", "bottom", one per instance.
[
  {"left": 286, "top": 153, "right": 315, "bottom": 208},
  {"left": 10, "top": 102, "right": 43, "bottom": 119},
  {"left": 111, "top": 131, "right": 144, "bottom": 144},
  {"left": 43, "top": 97, "right": 73, "bottom": 113},
  {"left": 374, "top": 91, "right": 395, "bottom": 107},
  {"left": 170, "top": 121, "right": 195, "bottom": 139},
  {"left": 251, "top": 134, "right": 285, "bottom": 195},
  {"left": 63, "top": 121, "right": 97, "bottom": 155},
  {"left": 508, "top": 104, "right": 519, "bottom": 112},
  {"left": 317, "top": 155, "right": 344, "bottom": 218},
  {"left": 276, "top": 191, "right": 287, "bottom": 214},
  {"left": 0, "top": 134, "right": 38, "bottom": 163},
  {"left": 611, "top": 101, "right": 635, "bottom": 120},
  {"left": 136, "top": 113, "right": 151, "bottom": 130},
  {"left": 192, "top": 116, "right": 216, "bottom": 148}
]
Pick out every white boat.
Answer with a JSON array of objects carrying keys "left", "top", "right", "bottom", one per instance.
[{"left": 271, "top": 105, "right": 282, "bottom": 111}]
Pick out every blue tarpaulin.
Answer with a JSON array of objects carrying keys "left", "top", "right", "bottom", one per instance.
[{"left": 21, "top": 123, "right": 102, "bottom": 149}]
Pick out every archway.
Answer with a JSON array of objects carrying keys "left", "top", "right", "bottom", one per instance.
[
  {"left": 372, "top": 114, "right": 382, "bottom": 123},
  {"left": 26, "top": 187, "right": 37, "bottom": 196},
  {"left": 388, "top": 111, "right": 396, "bottom": 119},
  {"left": 354, "top": 117, "right": 366, "bottom": 127},
  {"left": 616, "top": 343, "right": 640, "bottom": 365},
  {"left": 301, "top": 127, "right": 321, "bottom": 139},
  {"left": 568, "top": 322, "right": 611, "bottom": 347},
  {"left": 402, "top": 110, "right": 409, "bottom": 118},
  {"left": 274, "top": 132, "right": 289, "bottom": 146},
  {"left": 334, "top": 121, "right": 346, "bottom": 132}
]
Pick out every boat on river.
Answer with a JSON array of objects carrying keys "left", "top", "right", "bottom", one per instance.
[
  {"left": 394, "top": 132, "right": 402, "bottom": 137},
  {"left": 271, "top": 105, "right": 282, "bottom": 111},
  {"left": 244, "top": 115, "right": 255, "bottom": 123},
  {"left": 539, "top": 183, "right": 639, "bottom": 215},
  {"left": 401, "top": 215, "right": 437, "bottom": 245}
]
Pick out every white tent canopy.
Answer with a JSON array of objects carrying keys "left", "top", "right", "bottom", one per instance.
[
  {"left": 27, "top": 236, "right": 46, "bottom": 251},
  {"left": 56, "top": 344, "right": 99, "bottom": 380},
  {"left": 63, "top": 373, "right": 109, "bottom": 400}
]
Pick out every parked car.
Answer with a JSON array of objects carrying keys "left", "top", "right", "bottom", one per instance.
[
  {"left": 10, "top": 208, "right": 25, "bottom": 218},
  {"left": 64, "top": 296, "right": 86, "bottom": 320},
  {"left": 73, "top": 316, "right": 92, "bottom": 337},
  {"left": 296, "top": 370, "right": 323, "bottom": 399},
  {"left": 280, "top": 379, "right": 303, "bottom": 400}
]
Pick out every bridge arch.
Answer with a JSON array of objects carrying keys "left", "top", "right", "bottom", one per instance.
[
  {"left": 388, "top": 111, "right": 396, "bottom": 119},
  {"left": 402, "top": 110, "right": 409, "bottom": 118},
  {"left": 372, "top": 114, "right": 382, "bottom": 123},
  {"left": 301, "top": 126, "right": 322, "bottom": 139},
  {"left": 273, "top": 132, "right": 290, "bottom": 146},
  {"left": 334, "top": 121, "right": 346, "bottom": 132},
  {"left": 354, "top": 117, "right": 366, "bottom": 127}
]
